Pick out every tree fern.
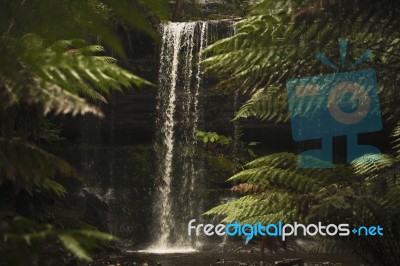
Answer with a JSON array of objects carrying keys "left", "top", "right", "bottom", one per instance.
[
  {"left": 2, "top": 34, "right": 151, "bottom": 118},
  {"left": 0, "top": 1, "right": 169, "bottom": 264},
  {"left": 204, "top": 1, "right": 400, "bottom": 264},
  {"left": 234, "top": 88, "right": 290, "bottom": 122}
]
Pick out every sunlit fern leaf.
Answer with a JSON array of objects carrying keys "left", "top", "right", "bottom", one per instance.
[
  {"left": 5, "top": 34, "right": 152, "bottom": 117},
  {"left": 242, "top": 152, "right": 352, "bottom": 185},
  {"left": 205, "top": 191, "right": 299, "bottom": 224},
  {"left": 40, "top": 178, "right": 67, "bottom": 198},
  {"left": 77, "top": 44, "right": 106, "bottom": 54},
  {"left": 391, "top": 123, "right": 400, "bottom": 156},
  {"left": 234, "top": 88, "right": 290, "bottom": 123},
  {"left": 351, "top": 154, "right": 395, "bottom": 176},
  {"left": 203, "top": 1, "right": 400, "bottom": 99},
  {"left": 28, "top": 81, "right": 104, "bottom": 117},
  {"left": 76, "top": 229, "right": 117, "bottom": 241},
  {"left": 195, "top": 130, "right": 232, "bottom": 145},
  {"left": 58, "top": 234, "right": 92, "bottom": 262},
  {"left": 245, "top": 152, "right": 298, "bottom": 168},
  {"left": 228, "top": 165, "right": 324, "bottom": 193}
]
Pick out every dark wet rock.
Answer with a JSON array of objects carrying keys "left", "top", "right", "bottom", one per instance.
[
  {"left": 91, "top": 249, "right": 360, "bottom": 266},
  {"left": 274, "top": 258, "right": 305, "bottom": 266},
  {"left": 214, "top": 258, "right": 225, "bottom": 264},
  {"left": 306, "top": 263, "right": 338, "bottom": 266}
]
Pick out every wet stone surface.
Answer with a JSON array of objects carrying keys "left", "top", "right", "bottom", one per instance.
[{"left": 90, "top": 251, "right": 361, "bottom": 266}]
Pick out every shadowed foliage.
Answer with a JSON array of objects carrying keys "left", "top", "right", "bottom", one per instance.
[
  {"left": 204, "top": 1, "right": 400, "bottom": 265},
  {"left": 0, "top": 0, "right": 170, "bottom": 263}
]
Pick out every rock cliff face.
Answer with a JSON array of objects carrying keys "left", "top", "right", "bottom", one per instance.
[{"left": 61, "top": 0, "right": 293, "bottom": 149}]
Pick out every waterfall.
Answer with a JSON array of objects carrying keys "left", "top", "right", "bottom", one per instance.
[{"left": 148, "top": 20, "right": 233, "bottom": 252}]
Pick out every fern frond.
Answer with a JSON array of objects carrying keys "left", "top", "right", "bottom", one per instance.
[
  {"left": 2, "top": 216, "right": 116, "bottom": 263},
  {"left": 3, "top": 35, "right": 153, "bottom": 117},
  {"left": 205, "top": 192, "right": 297, "bottom": 224},
  {"left": 205, "top": 1, "right": 400, "bottom": 264},
  {"left": 234, "top": 88, "right": 289, "bottom": 122},
  {"left": 0, "top": 138, "right": 80, "bottom": 193},
  {"left": 229, "top": 165, "right": 324, "bottom": 194},
  {"left": 351, "top": 154, "right": 395, "bottom": 177},
  {"left": 58, "top": 234, "right": 92, "bottom": 262},
  {"left": 40, "top": 178, "right": 67, "bottom": 198}
]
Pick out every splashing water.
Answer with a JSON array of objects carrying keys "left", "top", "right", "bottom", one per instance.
[{"left": 148, "top": 21, "right": 233, "bottom": 253}]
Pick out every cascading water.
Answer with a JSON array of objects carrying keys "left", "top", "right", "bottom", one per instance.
[{"left": 148, "top": 21, "right": 233, "bottom": 252}]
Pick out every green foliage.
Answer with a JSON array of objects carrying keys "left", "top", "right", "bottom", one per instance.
[
  {"left": 0, "top": 0, "right": 170, "bottom": 55},
  {"left": 0, "top": 216, "right": 116, "bottom": 265},
  {"left": 234, "top": 88, "right": 289, "bottom": 122},
  {"left": 38, "top": 120, "right": 66, "bottom": 144},
  {"left": 203, "top": 151, "right": 239, "bottom": 183},
  {"left": 195, "top": 130, "right": 232, "bottom": 145},
  {"left": 204, "top": 1, "right": 400, "bottom": 265},
  {"left": 41, "top": 178, "right": 67, "bottom": 198},
  {"left": 193, "top": 145, "right": 242, "bottom": 202},
  {"left": 0, "top": 138, "right": 80, "bottom": 193},
  {"left": 206, "top": 152, "right": 400, "bottom": 265},
  {"left": 203, "top": 0, "right": 400, "bottom": 125},
  {"left": 2, "top": 35, "right": 150, "bottom": 118},
  {"left": 0, "top": 0, "right": 162, "bottom": 191},
  {"left": 0, "top": 0, "right": 170, "bottom": 264},
  {"left": 0, "top": 0, "right": 170, "bottom": 121}
]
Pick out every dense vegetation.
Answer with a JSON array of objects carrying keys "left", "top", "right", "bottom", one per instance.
[
  {"left": 1, "top": 0, "right": 400, "bottom": 265},
  {"left": 0, "top": 0, "right": 170, "bottom": 264},
  {"left": 204, "top": 0, "right": 400, "bottom": 265}
]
